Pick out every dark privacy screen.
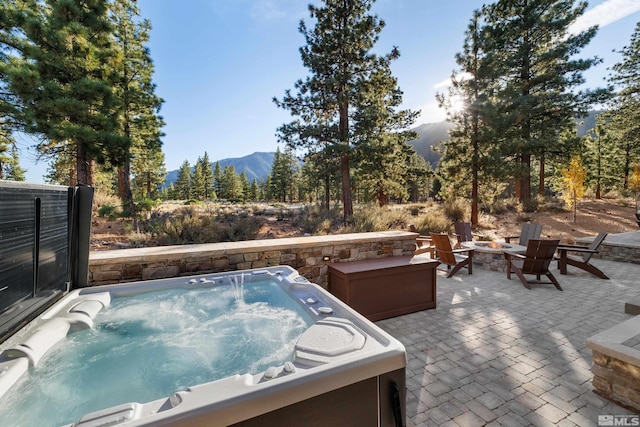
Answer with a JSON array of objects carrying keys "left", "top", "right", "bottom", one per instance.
[{"left": 0, "top": 181, "right": 93, "bottom": 342}]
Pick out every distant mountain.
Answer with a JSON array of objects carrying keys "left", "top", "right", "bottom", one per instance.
[
  {"left": 407, "top": 111, "right": 601, "bottom": 168},
  {"left": 164, "top": 151, "right": 275, "bottom": 186},
  {"left": 407, "top": 121, "right": 454, "bottom": 167},
  {"left": 165, "top": 114, "right": 598, "bottom": 186}
]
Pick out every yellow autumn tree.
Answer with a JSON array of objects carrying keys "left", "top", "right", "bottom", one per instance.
[
  {"left": 628, "top": 163, "right": 640, "bottom": 211},
  {"left": 562, "top": 156, "right": 586, "bottom": 223}
]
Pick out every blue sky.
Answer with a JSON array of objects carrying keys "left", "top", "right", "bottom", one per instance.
[{"left": 19, "top": 0, "right": 640, "bottom": 182}]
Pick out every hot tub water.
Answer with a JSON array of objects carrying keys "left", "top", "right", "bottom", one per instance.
[{"left": 0, "top": 278, "right": 313, "bottom": 427}]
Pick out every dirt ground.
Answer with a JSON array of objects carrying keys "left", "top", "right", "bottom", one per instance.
[
  {"left": 90, "top": 198, "right": 639, "bottom": 250},
  {"left": 477, "top": 198, "right": 638, "bottom": 243}
]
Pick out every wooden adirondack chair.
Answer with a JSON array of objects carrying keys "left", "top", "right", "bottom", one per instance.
[
  {"left": 557, "top": 232, "right": 609, "bottom": 279},
  {"left": 504, "top": 239, "right": 562, "bottom": 290},
  {"left": 453, "top": 222, "right": 483, "bottom": 249},
  {"left": 504, "top": 223, "right": 543, "bottom": 247},
  {"left": 430, "top": 233, "right": 474, "bottom": 278}
]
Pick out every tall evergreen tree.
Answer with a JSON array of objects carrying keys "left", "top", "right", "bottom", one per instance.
[
  {"left": 111, "top": 0, "right": 164, "bottom": 230},
  {"left": 239, "top": 171, "right": 250, "bottom": 202},
  {"left": 405, "top": 150, "right": 432, "bottom": 203},
  {"left": 191, "top": 160, "right": 205, "bottom": 200},
  {"left": 0, "top": 128, "right": 25, "bottom": 181},
  {"left": 199, "top": 151, "right": 214, "bottom": 199},
  {"left": 275, "top": 0, "right": 416, "bottom": 220},
  {"left": 221, "top": 165, "right": 243, "bottom": 200},
  {"left": 213, "top": 161, "right": 223, "bottom": 198},
  {"left": 131, "top": 143, "right": 165, "bottom": 198},
  {"left": 5, "top": 0, "right": 127, "bottom": 185},
  {"left": 482, "top": 0, "right": 603, "bottom": 203},
  {"left": 270, "top": 147, "right": 295, "bottom": 203},
  {"left": 437, "top": 10, "right": 496, "bottom": 223},
  {"left": 606, "top": 21, "right": 640, "bottom": 190},
  {"left": 175, "top": 160, "right": 191, "bottom": 199}
]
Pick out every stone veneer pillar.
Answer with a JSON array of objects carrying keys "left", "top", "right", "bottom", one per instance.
[{"left": 586, "top": 314, "right": 640, "bottom": 413}]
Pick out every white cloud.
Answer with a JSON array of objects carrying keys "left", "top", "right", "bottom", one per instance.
[
  {"left": 415, "top": 101, "right": 447, "bottom": 124},
  {"left": 432, "top": 72, "right": 473, "bottom": 89},
  {"left": 569, "top": 0, "right": 640, "bottom": 34},
  {"left": 434, "top": 77, "right": 452, "bottom": 89}
]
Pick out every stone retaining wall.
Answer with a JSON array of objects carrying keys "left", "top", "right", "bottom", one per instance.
[
  {"left": 576, "top": 232, "right": 640, "bottom": 264},
  {"left": 89, "top": 231, "right": 418, "bottom": 288},
  {"left": 596, "top": 245, "right": 640, "bottom": 264}
]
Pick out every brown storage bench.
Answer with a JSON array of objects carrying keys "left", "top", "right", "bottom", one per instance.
[{"left": 328, "top": 256, "right": 439, "bottom": 321}]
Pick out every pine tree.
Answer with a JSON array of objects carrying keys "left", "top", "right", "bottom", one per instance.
[
  {"left": 191, "top": 160, "right": 206, "bottom": 200},
  {"left": 606, "top": 21, "right": 640, "bottom": 190},
  {"left": 0, "top": 127, "right": 26, "bottom": 181},
  {"left": 270, "top": 148, "right": 293, "bottom": 203},
  {"left": 175, "top": 160, "right": 191, "bottom": 199},
  {"left": 239, "top": 171, "right": 250, "bottom": 202},
  {"left": 131, "top": 143, "right": 165, "bottom": 199},
  {"left": 482, "top": 0, "right": 603, "bottom": 203},
  {"left": 111, "top": 0, "right": 164, "bottom": 230},
  {"left": 274, "top": 0, "right": 416, "bottom": 220},
  {"left": 213, "top": 161, "right": 223, "bottom": 198},
  {"left": 405, "top": 151, "right": 432, "bottom": 203},
  {"left": 200, "top": 152, "right": 215, "bottom": 200},
  {"left": 6, "top": 0, "right": 127, "bottom": 185},
  {"left": 436, "top": 10, "right": 496, "bottom": 223},
  {"left": 221, "top": 165, "right": 243, "bottom": 200}
]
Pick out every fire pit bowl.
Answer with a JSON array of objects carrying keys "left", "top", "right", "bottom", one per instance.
[{"left": 460, "top": 241, "right": 526, "bottom": 271}]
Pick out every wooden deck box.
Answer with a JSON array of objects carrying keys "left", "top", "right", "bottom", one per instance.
[{"left": 328, "top": 256, "right": 439, "bottom": 321}]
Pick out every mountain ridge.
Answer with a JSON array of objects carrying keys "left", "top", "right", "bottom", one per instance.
[{"left": 164, "top": 114, "right": 598, "bottom": 185}]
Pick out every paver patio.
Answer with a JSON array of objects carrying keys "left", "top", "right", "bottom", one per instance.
[{"left": 376, "top": 257, "right": 640, "bottom": 426}]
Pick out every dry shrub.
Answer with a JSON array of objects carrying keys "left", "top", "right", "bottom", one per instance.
[
  {"left": 93, "top": 191, "right": 122, "bottom": 218},
  {"left": 143, "top": 206, "right": 263, "bottom": 245},
  {"left": 342, "top": 204, "right": 411, "bottom": 233},
  {"left": 443, "top": 198, "right": 468, "bottom": 222},
  {"left": 291, "top": 204, "right": 342, "bottom": 234},
  {"left": 411, "top": 212, "right": 451, "bottom": 235}
]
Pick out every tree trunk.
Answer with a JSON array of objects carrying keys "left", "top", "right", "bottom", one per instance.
[
  {"left": 377, "top": 187, "right": 388, "bottom": 207},
  {"left": 324, "top": 175, "right": 330, "bottom": 210},
  {"left": 471, "top": 107, "right": 479, "bottom": 226},
  {"left": 118, "top": 166, "right": 126, "bottom": 199},
  {"left": 76, "top": 144, "right": 94, "bottom": 186},
  {"left": 146, "top": 171, "right": 152, "bottom": 198},
  {"left": 122, "top": 158, "right": 138, "bottom": 232},
  {"left": 338, "top": 99, "right": 353, "bottom": 220},
  {"left": 341, "top": 153, "right": 353, "bottom": 219},
  {"left": 538, "top": 151, "right": 545, "bottom": 196}
]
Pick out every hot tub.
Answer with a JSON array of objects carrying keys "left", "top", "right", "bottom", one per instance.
[{"left": 0, "top": 266, "right": 406, "bottom": 427}]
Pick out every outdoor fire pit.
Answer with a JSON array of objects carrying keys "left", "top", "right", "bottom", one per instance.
[{"left": 461, "top": 241, "right": 526, "bottom": 272}]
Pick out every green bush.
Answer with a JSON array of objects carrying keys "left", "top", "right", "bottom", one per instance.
[
  {"left": 136, "top": 198, "right": 161, "bottom": 213},
  {"left": 98, "top": 204, "right": 120, "bottom": 219},
  {"left": 521, "top": 197, "right": 538, "bottom": 213}
]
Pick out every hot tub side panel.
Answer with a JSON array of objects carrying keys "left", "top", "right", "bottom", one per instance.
[{"left": 228, "top": 368, "right": 406, "bottom": 427}]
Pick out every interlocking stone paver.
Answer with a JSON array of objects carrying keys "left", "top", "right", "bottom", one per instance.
[
  {"left": 453, "top": 411, "right": 486, "bottom": 426},
  {"left": 537, "top": 402, "right": 568, "bottom": 422},
  {"left": 376, "top": 259, "right": 640, "bottom": 427},
  {"left": 477, "top": 391, "right": 506, "bottom": 410},
  {"left": 465, "top": 399, "right": 498, "bottom": 423}
]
